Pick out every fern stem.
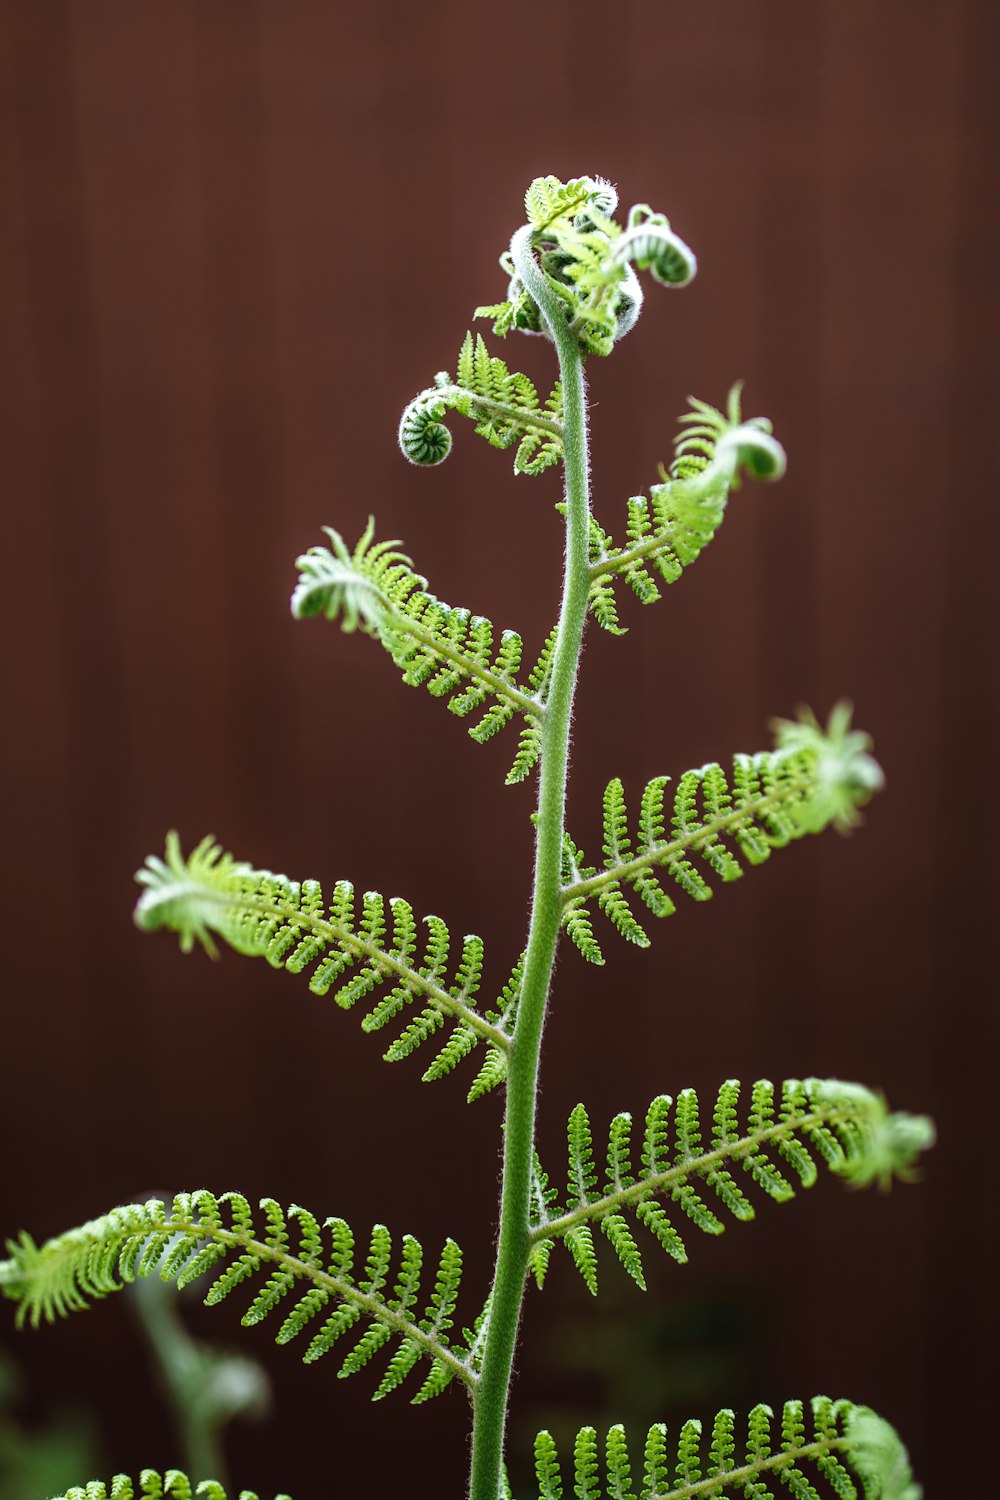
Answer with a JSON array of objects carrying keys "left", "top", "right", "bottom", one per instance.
[
  {"left": 429, "top": 383, "right": 565, "bottom": 441},
  {"left": 469, "top": 226, "right": 592, "bottom": 1500}
]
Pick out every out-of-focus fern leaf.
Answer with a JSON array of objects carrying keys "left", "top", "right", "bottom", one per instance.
[
  {"left": 524, "top": 1401, "right": 921, "bottom": 1500},
  {"left": 398, "top": 332, "right": 564, "bottom": 475},
  {"left": 527, "top": 1080, "right": 933, "bottom": 1291},
  {"left": 560, "top": 709, "right": 884, "bottom": 959},
  {"left": 291, "top": 519, "right": 552, "bottom": 783},
  {"left": 582, "top": 387, "right": 786, "bottom": 633},
  {"left": 134, "top": 835, "right": 516, "bottom": 1086},
  {"left": 0, "top": 1193, "right": 479, "bottom": 1405},
  {"left": 46, "top": 1473, "right": 291, "bottom": 1500}
]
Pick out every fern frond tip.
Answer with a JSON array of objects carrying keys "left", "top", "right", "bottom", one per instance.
[
  {"left": 133, "top": 832, "right": 241, "bottom": 957},
  {"left": 844, "top": 1407, "right": 923, "bottom": 1500},
  {"left": 773, "top": 702, "right": 884, "bottom": 831},
  {"left": 809, "top": 1079, "right": 935, "bottom": 1190}
]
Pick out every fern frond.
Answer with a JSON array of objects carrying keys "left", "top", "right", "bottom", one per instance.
[
  {"left": 523, "top": 175, "right": 616, "bottom": 232},
  {"left": 527, "top": 1080, "right": 933, "bottom": 1291},
  {"left": 526, "top": 1401, "right": 920, "bottom": 1500},
  {"left": 606, "top": 202, "right": 698, "bottom": 288},
  {"left": 292, "top": 519, "right": 551, "bottom": 781},
  {"left": 560, "top": 709, "right": 883, "bottom": 952},
  {"left": 0, "top": 1192, "right": 478, "bottom": 1403},
  {"left": 477, "top": 175, "right": 695, "bottom": 357},
  {"left": 584, "top": 388, "right": 786, "bottom": 632},
  {"left": 46, "top": 1472, "right": 291, "bottom": 1500},
  {"left": 399, "top": 332, "right": 564, "bottom": 474},
  {"left": 134, "top": 834, "right": 512, "bottom": 1085}
]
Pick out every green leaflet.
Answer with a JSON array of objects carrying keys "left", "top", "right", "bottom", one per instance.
[
  {"left": 526, "top": 1400, "right": 920, "bottom": 1500},
  {"left": 559, "top": 709, "right": 884, "bottom": 962},
  {"left": 134, "top": 835, "right": 518, "bottom": 1093},
  {"left": 580, "top": 387, "right": 787, "bottom": 635},
  {"left": 0, "top": 1192, "right": 475, "bottom": 1405},
  {"left": 46, "top": 1473, "right": 291, "bottom": 1500},
  {"left": 398, "top": 331, "right": 564, "bottom": 475},
  {"left": 291, "top": 518, "right": 554, "bottom": 783},
  {"left": 527, "top": 1080, "right": 933, "bottom": 1292}
]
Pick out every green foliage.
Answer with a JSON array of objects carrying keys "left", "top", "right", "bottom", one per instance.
[
  {"left": 581, "top": 387, "right": 786, "bottom": 635},
  {"left": 133, "top": 833, "right": 516, "bottom": 1092},
  {"left": 527, "top": 1400, "right": 919, "bottom": 1500},
  {"left": 477, "top": 175, "right": 695, "bottom": 356},
  {"left": 2, "top": 173, "right": 928, "bottom": 1500},
  {"left": 528, "top": 1080, "right": 933, "bottom": 1291},
  {"left": 291, "top": 518, "right": 553, "bottom": 781},
  {"left": 399, "top": 331, "right": 564, "bottom": 474},
  {"left": 559, "top": 710, "right": 884, "bottom": 962},
  {"left": 47, "top": 1474, "right": 290, "bottom": 1500},
  {"left": 0, "top": 1192, "right": 476, "bottom": 1404}
]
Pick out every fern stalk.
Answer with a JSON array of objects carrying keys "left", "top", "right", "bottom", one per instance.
[{"left": 469, "top": 225, "right": 594, "bottom": 1500}]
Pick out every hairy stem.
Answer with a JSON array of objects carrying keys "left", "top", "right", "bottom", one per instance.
[{"left": 469, "top": 227, "right": 592, "bottom": 1500}]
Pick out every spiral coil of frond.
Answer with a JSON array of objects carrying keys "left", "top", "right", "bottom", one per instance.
[
  {"left": 48, "top": 1473, "right": 291, "bottom": 1500},
  {"left": 527, "top": 1400, "right": 919, "bottom": 1500},
  {"left": 0, "top": 1191, "right": 479, "bottom": 1404},
  {"left": 292, "top": 519, "right": 553, "bottom": 783},
  {"left": 582, "top": 388, "right": 786, "bottom": 634},
  {"left": 526, "top": 1080, "right": 933, "bottom": 1292},
  {"left": 559, "top": 709, "right": 883, "bottom": 963},
  {"left": 475, "top": 175, "right": 697, "bottom": 357},
  {"left": 134, "top": 834, "right": 519, "bottom": 1096},
  {"left": 399, "top": 332, "right": 564, "bottom": 475}
]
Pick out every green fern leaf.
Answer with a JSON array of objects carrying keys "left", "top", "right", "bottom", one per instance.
[
  {"left": 133, "top": 834, "right": 513, "bottom": 1088},
  {"left": 292, "top": 520, "right": 553, "bottom": 775},
  {"left": 45, "top": 1474, "right": 293, "bottom": 1500},
  {"left": 582, "top": 388, "right": 786, "bottom": 633},
  {"left": 465, "top": 951, "right": 523, "bottom": 1102},
  {"left": 526, "top": 1080, "right": 932, "bottom": 1291},
  {"left": 561, "top": 710, "right": 884, "bottom": 946},
  {"left": 526, "top": 1400, "right": 920, "bottom": 1500},
  {"left": 398, "top": 332, "right": 564, "bottom": 474},
  {"left": 0, "top": 1192, "right": 479, "bottom": 1405}
]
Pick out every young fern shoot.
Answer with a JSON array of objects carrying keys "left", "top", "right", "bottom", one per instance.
[{"left": 0, "top": 175, "right": 932, "bottom": 1500}]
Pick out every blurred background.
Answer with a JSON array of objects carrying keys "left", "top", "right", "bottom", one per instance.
[{"left": 0, "top": 2, "right": 996, "bottom": 1495}]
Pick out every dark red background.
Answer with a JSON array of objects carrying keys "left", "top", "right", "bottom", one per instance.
[{"left": 1, "top": 3, "right": 995, "bottom": 1496}]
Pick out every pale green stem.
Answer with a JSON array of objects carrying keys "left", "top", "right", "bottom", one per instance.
[
  {"left": 130, "top": 1274, "right": 230, "bottom": 1485},
  {"left": 468, "top": 226, "right": 592, "bottom": 1500}
]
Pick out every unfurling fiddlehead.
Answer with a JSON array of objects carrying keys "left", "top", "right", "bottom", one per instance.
[
  {"left": 559, "top": 707, "right": 883, "bottom": 964},
  {"left": 291, "top": 518, "right": 554, "bottom": 782},
  {"left": 476, "top": 175, "right": 696, "bottom": 357},
  {"left": 133, "top": 833, "right": 518, "bottom": 1095},
  {"left": 526, "top": 1079, "right": 933, "bottom": 1293},
  {"left": 528, "top": 1399, "right": 919, "bottom": 1500},
  {"left": 581, "top": 386, "right": 786, "bottom": 634},
  {"left": 47, "top": 1474, "right": 291, "bottom": 1500},
  {"left": 0, "top": 1192, "right": 477, "bottom": 1405},
  {"left": 399, "top": 331, "right": 564, "bottom": 474}
]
